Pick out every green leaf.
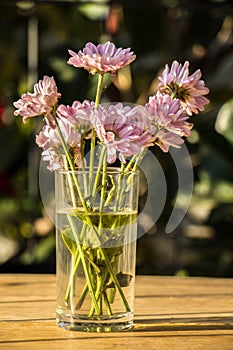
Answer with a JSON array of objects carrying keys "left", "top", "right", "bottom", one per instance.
[
  {"left": 62, "top": 228, "right": 78, "bottom": 254},
  {"left": 215, "top": 98, "right": 233, "bottom": 146},
  {"left": 106, "top": 272, "right": 133, "bottom": 289}
]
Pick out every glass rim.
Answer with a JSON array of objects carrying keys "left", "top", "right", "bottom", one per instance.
[{"left": 56, "top": 167, "right": 139, "bottom": 175}]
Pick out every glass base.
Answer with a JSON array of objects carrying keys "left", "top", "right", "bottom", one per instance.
[{"left": 56, "top": 312, "right": 134, "bottom": 332}]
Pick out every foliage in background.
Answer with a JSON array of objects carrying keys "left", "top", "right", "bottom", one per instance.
[{"left": 0, "top": 0, "right": 232, "bottom": 276}]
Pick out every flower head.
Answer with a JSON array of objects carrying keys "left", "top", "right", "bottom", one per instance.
[
  {"left": 158, "top": 60, "right": 209, "bottom": 115},
  {"left": 67, "top": 41, "right": 136, "bottom": 75},
  {"left": 154, "top": 130, "right": 184, "bottom": 152},
  {"left": 56, "top": 100, "right": 94, "bottom": 137},
  {"left": 145, "top": 92, "right": 193, "bottom": 137},
  {"left": 145, "top": 92, "right": 193, "bottom": 152},
  {"left": 14, "top": 76, "right": 61, "bottom": 125},
  {"left": 92, "top": 104, "right": 154, "bottom": 163},
  {"left": 36, "top": 119, "right": 81, "bottom": 171}
]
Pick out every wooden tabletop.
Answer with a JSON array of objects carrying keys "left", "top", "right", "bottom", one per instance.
[{"left": 0, "top": 274, "right": 232, "bottom": 349}]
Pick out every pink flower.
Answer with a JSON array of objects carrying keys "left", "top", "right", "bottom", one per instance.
[
  {"left": 67, "top": 41, "right": 136, "bottom": 75},
  {"left": 158, "top": 60, "right": 209, "bottom": 115},
  {"left": 14, "top": 76, "right": 61, "bottom": 124},
  {"left": 36, "top": 119, "right": 81, "bottom": 171},
  {"left": 145, "top": 93, "right": 193, "bottom": 137},
  {"left": 92, "top": 104, "right": 155, "bottom": 163},
  {"left": 155, "top": 130, "right": 184, "bottom": 152},
  {"left": 56, "top": 100, "right": 94, "bottom": 136}
]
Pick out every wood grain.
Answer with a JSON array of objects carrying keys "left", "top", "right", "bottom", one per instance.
[{"left": 0, "top": 274, "right": 232, "bottom": 349}]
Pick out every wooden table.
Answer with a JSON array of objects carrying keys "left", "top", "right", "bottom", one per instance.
[{"left": 0, "top": 274, "right": 232, "bottom": 349}]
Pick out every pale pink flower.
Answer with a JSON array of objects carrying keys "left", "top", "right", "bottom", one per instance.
[
  {"left": 14, "top": 93, "right": 50, "bottom": 123},
  {"left": 67, "top": 41, "right": 136, "bottom": 75},
  {"left": 92, "top": 104, "right": 154, "bottom": 163},
  {"left": 36, "top": 119, "right": 81, "bottom": 171},
  {"left": 145, "top": 93, "right": 193, "bottom": 137},
  {"left": 56, "top": 100, "right": 94, "bottom": 136},
  {"left": 158, "top": 60, "right": 209, "bottom": 115},
  {"left": 155, "top": 130, "right": 184, "bottom": 152},
  {"left": 14, "top": 76, "right": 61, "bottom": 124},
  {"left": 34, "top": 76, "right": 61, "bottom": 107}
]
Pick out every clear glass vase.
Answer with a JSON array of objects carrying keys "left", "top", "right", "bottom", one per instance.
[{"left": 55, "top": 168, "right": 139, "bottom": 332}]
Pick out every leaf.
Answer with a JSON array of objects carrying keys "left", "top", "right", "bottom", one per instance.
[
  {"left": 61, "top": 228, "right": 77, "bottom": 254},
  {"left": 106, "top": 272, "right": 133, "bottom": 289},
  {"left": 215, "top": 98, "right": 233, "bottom": 146}
]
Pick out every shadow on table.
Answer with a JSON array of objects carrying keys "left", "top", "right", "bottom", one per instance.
[{"left": 134, "top": 315, "right": 233, "bottom": 332}]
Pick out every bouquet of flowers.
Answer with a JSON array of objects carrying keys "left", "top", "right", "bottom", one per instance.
[{"left": 13, "top": 41, "right": 209, "bottom": 330}]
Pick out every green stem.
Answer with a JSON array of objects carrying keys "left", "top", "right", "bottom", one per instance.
[
  {"left": 88, "top": 261, "right": 113, "bottom": 317},
  {"left": 100, "top": 247, "right": 131, "bottom": 312},
  {"left": 100, "top": 151, "right": 107, "bottom": 212},
  {"left": 53, "top": 115, "right": 89, "bottom": 212},
  {"left": 91, "top": 146, "right": 106, "bottom": 198},
  {"left": 104, "top": 175, "right": 116, "bottom": 207},
  {"left": 114, "top": 162, "right": 125, "bottom": 211},
  {"left": 63, "top": 157, "right": 77, "bottom": 208},
  {"left": 80, "top": 138, "right": 88, "bottom": 198},
  {"left": 131, "top": 147, "right": 147, "bottom": 171},
  {"left": 120, "top": 148, "right": 146, "bottom": 204},
  {"left": 103, "top": 290, "right": 113, "bottom": 316},
  {"left": 65, "top": 252, "right": 81, "bottom": 306},
  {"left": 53, "top": 116, "right": 75, "bottom": 172},
  {"left": 89, "top": 73, "right": 104, "bottom": 190},
  {"left": 64, "top": 222, "right": 88, "bottom": 305},
  {"left": 125, "top": 154, "right": 137, "bottom": 172},
  {"left": 89, "top": 154, "right": 108, "bottom": 317},
  {"left": 76, "top": 282, "right": 89, "bottom": 310},
  {"left": 95, "top": 74, "right": 104, "bottom": 109},
  {"left": 125, "top": 148, "right": 146, "bottom": 173},
  {"left": 67, "top": 215, "right": 100, "bottom": 315},
  {"left": 89, "top": 273, "right": 103, "bottom": 317},
  {"left": 108, "top": 255, "right": 119, "bottom": 304}
]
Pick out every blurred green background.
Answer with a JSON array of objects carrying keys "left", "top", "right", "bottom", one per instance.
[{"left": 0, "top": 0, "right": 232, "bottom": 276}]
